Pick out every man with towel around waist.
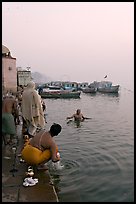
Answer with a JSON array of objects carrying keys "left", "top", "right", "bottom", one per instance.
[
  {"left": 2, "top": 94, "right": 18, "bottom": 145},
  {"left": 21, "top": 123, "right": 62, "bottom": 169}
]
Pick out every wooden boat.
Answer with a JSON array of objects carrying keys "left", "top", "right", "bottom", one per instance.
[
  {"left": 40, "top": 89, "right": 81, "bottom": 99},
  {"left": 81, "top": 86, "right": 97, "bottom": 93},
  {"left": 47, "top": 85, "right": 61, "bottom": 90},
  {"left": 96, "top": 81, "right": 120, "bottom": 93},
  {"left": 97, "top": 85, "right": 119, "bottom": 93}
]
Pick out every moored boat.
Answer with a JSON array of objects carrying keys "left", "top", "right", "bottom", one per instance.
[
  {"left": 97, "top": 85, "right": 119, "bottom": 93},
  {"left": 81, "top": 87, "right": 97, "bottom": 93},
  {"left": 47, "top": 85, "right": 62, "bottom": 90},
  {"left": 96, "top": 81, "right": 120, "bottom": 93},
  {"left": 40, "top": 89, "right": 81, "bottom": 99},
  {"left": 82, "top": 81, "right": 120, "bottom": 94}
]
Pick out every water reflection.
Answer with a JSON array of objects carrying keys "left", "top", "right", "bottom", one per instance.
[
  {"left": 100, "top": 92, "right": 119, "bottom": 97},
  {"left": 43, "top": 90, "right": 133, "bottom": 202},
  {"left": 50, "top": 174, "right": 61, "bottom": 194}
]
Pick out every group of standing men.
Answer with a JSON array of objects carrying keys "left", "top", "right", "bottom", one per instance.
[
  {"left": 2, "top": 81, "right": 89, "bottom": 170},
  {"left": 2, "top": 81, "right": 62, "bottom": 170},
  {"left": 2, "top": 81, "right": 46, "bottom": 144}
]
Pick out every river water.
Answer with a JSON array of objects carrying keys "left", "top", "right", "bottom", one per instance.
[{"left": 43, "top": 87, "right": 134, "bottom": 202}]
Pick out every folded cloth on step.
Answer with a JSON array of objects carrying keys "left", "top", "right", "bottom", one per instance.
[{"left": 23, "top": 177, "right": 38, "bottom": 187}]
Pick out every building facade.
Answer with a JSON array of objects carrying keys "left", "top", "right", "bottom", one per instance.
[{"left": 2, "top": 45, "right": 17, "bottom": 93}]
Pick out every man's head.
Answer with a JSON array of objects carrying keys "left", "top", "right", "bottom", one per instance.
[
  {"left": 27, "top": 81, "right": 35, "bottom": 89},
  {"left": 76, "top": 109, "right": 81, "bottom": 115},
  {"left": 50, "top": 123, "right": 62, "bottom": 136}
]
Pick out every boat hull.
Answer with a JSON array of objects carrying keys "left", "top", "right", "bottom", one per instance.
[
  {"left": 97, "top": 85, "right": 119, "bottom": 93},
  {"left": 82, "top": 87, "right": 97, "bottom": 93},
  {"left": 40, "top": 90, "right": 81, "bottom": 99}
]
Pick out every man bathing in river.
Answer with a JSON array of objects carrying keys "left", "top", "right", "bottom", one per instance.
[{"left": 66, "top": 109, "right": 91, "bottom": 122}]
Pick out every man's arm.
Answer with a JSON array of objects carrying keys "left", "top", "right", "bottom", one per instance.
[
  {"left": 82, "top": 115, "right": 92, "bottom": 120},
  {"left": 66, "top": 114, "right": 74, "bottom": 120},
  {"left": 50, "top": 142, "right": 60, "bottom": 162}
]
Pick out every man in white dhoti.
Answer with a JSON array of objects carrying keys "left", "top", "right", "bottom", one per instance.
[{"left": 22, "top": 81, "right": 45, "bottom": 137}]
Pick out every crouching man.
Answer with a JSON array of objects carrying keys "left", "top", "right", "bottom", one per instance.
[{"left": 21, "top": 123, "right": 62, "bottom": 170}]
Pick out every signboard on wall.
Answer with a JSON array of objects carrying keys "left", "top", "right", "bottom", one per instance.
[{"left": 17, "top": 71, "right": 31, "bottom": 86}]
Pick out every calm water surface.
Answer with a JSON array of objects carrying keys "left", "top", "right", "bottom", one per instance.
[{"left": 43, "top": 88, "right": 134, "bottom": 202}]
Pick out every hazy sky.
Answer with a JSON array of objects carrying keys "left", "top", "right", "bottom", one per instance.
[{"left": 2, "top": 2, "right": 134, "bottom": 89}]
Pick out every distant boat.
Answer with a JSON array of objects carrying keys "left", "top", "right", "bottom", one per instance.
[
  {"left": 98, "top": 85, "right": 119, "bottom": 93},
  {"left": 47, "top": 85, "right": 62, "bottom": 90},
  {"left": 40, "top": 89, "right": 81, "bottom": 99},
  {"left": 96, "top": 81, "right": 120, "bottom": 93},
  {"left": 81, "top": 86, "right": 97, "bottom": 93}
]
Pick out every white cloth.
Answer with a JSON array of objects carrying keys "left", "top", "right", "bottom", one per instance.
[
  {"left": 23, "top": 177, "right": 38, "bottom": 187},
  {"left": 22, "top": 81, "right": 45, "bottom": 134}
]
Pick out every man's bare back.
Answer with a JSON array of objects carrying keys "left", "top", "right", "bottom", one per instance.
[
  {"left": 29, "top": 129, "right": 59, "bottom": 162},
  {"left": 2, "top": 96, "right": 17, "bottom": 114}
]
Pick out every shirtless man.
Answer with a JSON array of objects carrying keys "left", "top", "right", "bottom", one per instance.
[
  {"left": 21, "top": 123, "right": 62, "bottom": 169},
  {"left": 66, "top": 109, "right": 88, "bottom": 122},
  {"left": 2, "top": 95, "right": 18, "bottom": 145}
]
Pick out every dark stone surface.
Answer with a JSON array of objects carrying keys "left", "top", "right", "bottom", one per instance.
[{"left": 2, "top": 124, "right": 58, "bottom": 202}]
